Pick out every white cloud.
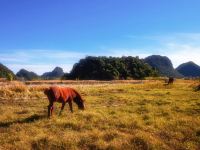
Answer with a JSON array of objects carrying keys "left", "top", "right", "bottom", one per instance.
[
  {"left": 27, "top": 49, "right": 86, "bottom": 59},
  {"left": 0, "top": 53, "right": 30, "bottom": 63},
  {"left": 161, "top": 43, "right": 200, "bottom": 68}
]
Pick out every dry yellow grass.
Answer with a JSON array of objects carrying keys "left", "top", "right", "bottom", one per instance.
[{"left": 0, "top": 80, "right": 200, "bottom": 150}]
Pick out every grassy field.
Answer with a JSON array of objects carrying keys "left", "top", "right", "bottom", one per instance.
[{"left": 0, "top": 80, "right": 200, "bottom": 150}]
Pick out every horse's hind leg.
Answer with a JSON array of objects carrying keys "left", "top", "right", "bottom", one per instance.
[
  {"left": 68, "top": 101, "right": 73, "bottom": 113},
  {"left": 59, "top": 102, "right": 66, "bottom": 116}
]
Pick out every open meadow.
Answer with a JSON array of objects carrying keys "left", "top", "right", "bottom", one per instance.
[{"left": 0, "top": 80, "right": 200, "bottom": 150}]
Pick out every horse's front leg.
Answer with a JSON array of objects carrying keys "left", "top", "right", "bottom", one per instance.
[
  {"left": 59, "top": 102, "right": 66, "bottom": 116},
  {"left": 68, "top": 100, "right": 73, "bottom": 113},
  {"left": 48, "top": 103, "right": 54, "bottom": 118}
]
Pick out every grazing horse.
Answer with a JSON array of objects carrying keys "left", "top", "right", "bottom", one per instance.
[
  {"left": 167, "top": 77, "right": 174, "bottom": 85},
  {"left": 44, "top": 86, "right": 85, "bottom": 118}
]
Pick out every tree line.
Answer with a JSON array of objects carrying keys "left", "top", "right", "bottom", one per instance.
[{"left": 64, "top": 56, "right": 158, "bottom": 80}]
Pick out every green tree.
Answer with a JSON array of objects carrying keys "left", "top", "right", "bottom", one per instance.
[
  {"left": 65, "top": 56, "right": 158, "bottom": 80},
  {"left": 7, "top": 73, "right": 13, "bottom": 81}
]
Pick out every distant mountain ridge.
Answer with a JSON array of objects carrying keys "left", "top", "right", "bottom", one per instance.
[
  {"left": 2, "top": 55, "right": 200, "bottom": 81},
  {"left": 16, "top": 67, "right": 65, "bottom": 80},
  {"left": 41, "top": 67, "right": 64, "bottom": 79},
  {"left": 176, "top": 61, "right": 200, "bottom": 77},
  {"left": 16, "top": 69, "right": 39, "bottom": 80},
  {"left": 144, "top": 55, "right": 183, "bottom": 77}
]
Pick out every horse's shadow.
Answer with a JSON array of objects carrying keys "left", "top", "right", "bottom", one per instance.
[{"left": 0, "top": 114, "right": 46, "bottom": 128}]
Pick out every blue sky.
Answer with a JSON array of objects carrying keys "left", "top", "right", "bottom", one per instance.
[{"left": 0, "top": 0, "right": 200, "bottom": 74}]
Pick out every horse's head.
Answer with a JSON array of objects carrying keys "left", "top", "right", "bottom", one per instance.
[{"left": 74, "top": 97, "right": 85, "bottom": 110}]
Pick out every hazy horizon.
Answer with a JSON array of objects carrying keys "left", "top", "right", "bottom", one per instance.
[
  {"left": 2, "top": 53, "right": 199, "bottom": 75},
  {"left": 0, "top": 1, "right": 200, "bottom": 75}
]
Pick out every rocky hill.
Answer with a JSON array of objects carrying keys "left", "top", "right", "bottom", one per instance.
[
  {"left": 41, "top": 67, "right": 64, "bottom": 79},
  {"left": 176, "top": 61, "right": 200, "bottom": 77},
  {"left": 16, "top": 69, "right": 39, "bottom": 81},
  {"left": 144, "top": 55, "right": 183, "bottom": 77}
]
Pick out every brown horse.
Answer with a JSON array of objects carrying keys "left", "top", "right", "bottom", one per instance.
[
  {"left": 167, "top": 77, "right": 174, "bottom": 85},
  {"left": 44, "top": 86, "right": 84, "bottom": 117}
]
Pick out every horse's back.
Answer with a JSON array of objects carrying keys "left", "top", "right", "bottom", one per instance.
[
  {"left": 60, "top": 87, "right": 78, "bottom": 98},
  {"left": 49, "top": 86, "right": 82, "bottom": 102}
]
